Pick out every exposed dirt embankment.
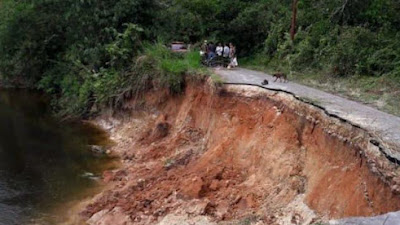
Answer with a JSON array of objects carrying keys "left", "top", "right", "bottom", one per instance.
[{"left": 81, "top": 80, "right": 400, "bottom": 225}]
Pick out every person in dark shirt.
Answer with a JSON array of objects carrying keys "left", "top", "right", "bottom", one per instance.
[
  {"left": 210, "top": 42, "right": 216, "bottom": 53},
  {"left": 207, "top": 42, "right": 216, "bottom": 60}
]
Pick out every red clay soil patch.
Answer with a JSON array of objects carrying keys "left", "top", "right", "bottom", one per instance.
[{"left": 83, "top": 82, "right": 400, "bottom": 224}]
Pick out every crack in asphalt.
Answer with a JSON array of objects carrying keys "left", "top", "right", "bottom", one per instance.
[{"left": 215, "top": 68, "right": 400, "bottom": 165}]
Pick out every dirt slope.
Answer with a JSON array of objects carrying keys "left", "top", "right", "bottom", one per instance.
[
  {"left": 80, "top": 80, "right": 400, "bottom": 225},
  {"left": 215, "top": 68, "right": 400, "bottom": 162}
]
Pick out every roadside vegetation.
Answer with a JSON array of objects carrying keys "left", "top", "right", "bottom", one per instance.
[
  {"left": 1, "top": 0, "right": 400, "bottom": 117},
  {"left": 242, "top": 58, "right": 400, "bottom": 116},
  {"left": 0, "top": 0, "right": 206, "bottom": 118}
]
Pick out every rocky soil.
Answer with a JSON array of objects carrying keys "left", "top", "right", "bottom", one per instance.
[{"left": 78, "top": 80, "right": 400, "bottom": 225}]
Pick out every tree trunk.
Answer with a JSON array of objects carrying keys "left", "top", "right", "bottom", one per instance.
[{"left": 290, "top": 0, "right": 299, "bottom": 41}]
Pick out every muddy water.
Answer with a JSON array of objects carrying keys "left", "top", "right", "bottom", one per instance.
[{"left": 0, "top": 89, "right": 114, "bottom": 225}]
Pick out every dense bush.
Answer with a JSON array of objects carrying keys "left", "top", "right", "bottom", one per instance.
[
  {"left": 1, "top": 0, "right": 158, "bottom": 117},
  {"left": 1, "top": 0, "right": 400, "bottom": 117},
  {"left": 256, "top": 0, "right": 400, "bottom": 77}
]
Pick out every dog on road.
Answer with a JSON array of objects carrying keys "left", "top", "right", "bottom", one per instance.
[{"left": 272, "top": 72, "right": 288, "bottom": 83}]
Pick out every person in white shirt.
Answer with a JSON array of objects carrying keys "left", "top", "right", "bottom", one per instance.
[
  {"left": 223, "top": 44, "right": 230, "bottom": 58},
  {"left": 216, "top": 43, "right": 223, "bottom": 56}
]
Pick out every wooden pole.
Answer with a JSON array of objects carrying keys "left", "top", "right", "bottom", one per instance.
[{"left": 290, "top": 0, "right": 299, "bottom": 41}]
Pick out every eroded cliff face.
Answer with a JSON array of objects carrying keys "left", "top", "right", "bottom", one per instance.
[{"left": 80, "top": 80, "right": 400, "bottom": 225}]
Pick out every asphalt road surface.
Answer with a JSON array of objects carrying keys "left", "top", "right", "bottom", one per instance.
[{"left": 215, "top": 68, "right": 400, "bottom": 161}]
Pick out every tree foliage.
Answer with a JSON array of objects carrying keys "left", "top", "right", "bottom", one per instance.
[
  {"left": 0, "top": 0, "right": 158, "bottom": 117},
  {"left": 1, "top": 0, "right": 400, "bottom": 117}
]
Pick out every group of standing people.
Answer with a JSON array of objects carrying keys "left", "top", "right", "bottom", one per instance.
[{"left": 201, "top": 41, "right": 238, "bottom": 69}]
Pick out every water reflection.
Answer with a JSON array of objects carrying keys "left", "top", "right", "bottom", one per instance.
[{"left": 0, "top": 89, "right": 113, "bottom": 224}]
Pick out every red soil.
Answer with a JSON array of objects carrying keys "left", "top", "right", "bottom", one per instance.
[{"left": 82, "top": 82, "right": 400, "bottom": 224}]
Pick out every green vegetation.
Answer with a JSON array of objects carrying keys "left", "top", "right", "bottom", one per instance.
[
  {"left": 1, "top": 0, "right": 400, "bottom": 117},
  {"left": 0, "top": 0, "right": 206, "bottom": 118},
  {"left": 242, "top": 60, "right": 400, "bottom": 115},
  {"left": 236, "top": 215, "right": 260, "bottom": 225}
]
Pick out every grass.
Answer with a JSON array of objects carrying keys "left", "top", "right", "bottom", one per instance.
[
  {"left": 210, "top": 73, "right": 225, "bottom": 84},
  {"left": 144, "top": 43, "right": 209, "bottom": 76},
  {"left": 241, "top": 58, "right": 400, "bottom": 116},
  {"left": 136, "top": 43, "right": 211, "bottom": 95},
  {"left": 301, "top": 96, "right": 322, "bottom": 106},
  {"left": 144, "top": 43, "right": 206, "bottom": 74}
]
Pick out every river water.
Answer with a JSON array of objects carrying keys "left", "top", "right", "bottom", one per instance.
[{"left": 0, "top": 89, "right": 113, "bottom": 225}]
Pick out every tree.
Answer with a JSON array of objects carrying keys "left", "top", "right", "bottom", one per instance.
[{"left": 290, "top": 0, "right": 299, "bottom": 41}]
